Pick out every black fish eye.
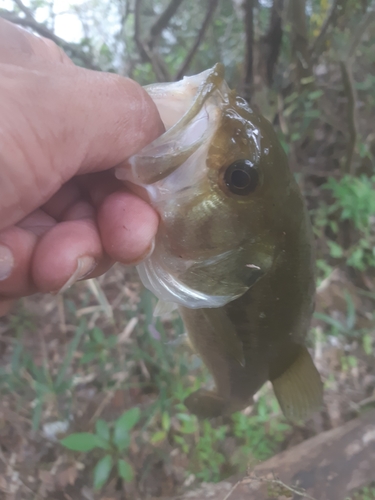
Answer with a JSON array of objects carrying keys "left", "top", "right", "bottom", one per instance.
[{"left": 224, "top": 159, "right": 259, "bottom": 195}]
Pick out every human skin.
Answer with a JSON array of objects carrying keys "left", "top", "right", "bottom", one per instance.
[{"left": 0, "top": 19, "right": 164, "bottom": 316}]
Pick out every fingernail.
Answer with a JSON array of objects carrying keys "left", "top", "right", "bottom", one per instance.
[
  {"left": 57, "top": 256, "right": 97, "bottom": 294},
  {"left": 128, "top": 238, "right": 155, "bottom": 266},
  {"left": 0, "top": 245, "right": 14, "bottom": 281}
]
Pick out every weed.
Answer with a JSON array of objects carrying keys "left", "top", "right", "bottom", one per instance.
[
  {"left": 61, "top": 407, "right": 140, "bottom": 489},
  {"left": 314, "top": 175, "right": 375, "bottom": 272},
  {"left": 348, "top": 484, "right": 375, "bottom": 500}
]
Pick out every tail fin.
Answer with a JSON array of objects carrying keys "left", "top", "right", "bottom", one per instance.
[{"left": 272, "top": 346, "right": 323, "bottom": 422}]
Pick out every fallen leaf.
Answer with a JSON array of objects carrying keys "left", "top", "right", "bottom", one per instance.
[{"left": 56, "top": 466, "right": 78, "bottom": 488}]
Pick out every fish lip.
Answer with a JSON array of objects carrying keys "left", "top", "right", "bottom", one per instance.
[{"left": 115, "top": 64, "right": 226, "bottom": 185}]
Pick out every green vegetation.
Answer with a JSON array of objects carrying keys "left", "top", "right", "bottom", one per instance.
[
  {"left": 61, "top": 408, "right": 140, "bottom": 488},
  {"left": 0, "top": 0, "right": 374, "bottom": 498},
  {"left": 348, "top": 484, "right": 375, "bottom": 500}
]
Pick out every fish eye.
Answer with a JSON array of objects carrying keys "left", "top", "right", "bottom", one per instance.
[{"left": 224, "top": 159, "right": 259, "bottom": 196}]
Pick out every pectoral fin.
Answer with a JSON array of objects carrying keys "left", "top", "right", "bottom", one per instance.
[
  {"left": 201, "top": 309, "right": 245, "bottom": 367},
  {"left": 184, "top": 389, "right": 226, "bottom": 418},
  {"left": 271, "top": 346, "right": 323, "bottom": 422},
  {"left": 153, "top": 299, "right": 178, "bottom": 317}
]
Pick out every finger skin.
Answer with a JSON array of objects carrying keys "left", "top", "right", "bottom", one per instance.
[
  {"left": 0, "top": 299, "right": 14, "bottom": 316},
  {"left": 0, "top": 19, "right": 164, "bottom": 310},
  {"left": 98, "top": 191, "right": 159, "bottom": 265},
  {"left": 0, "top": 19, "right": 164, "bottom": 231},
  {"left": 0, "top": 227, "right": 37, "bottom": 297},
  {"left": 32, "top": 220, "right": 103, "bottom": 292}
]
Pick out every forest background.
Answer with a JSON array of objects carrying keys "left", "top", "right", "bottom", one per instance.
[{"left": 0, "top": 0, "right": 375, "bottom": 499}]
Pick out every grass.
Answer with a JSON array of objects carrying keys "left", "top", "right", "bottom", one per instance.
[{"left": 0, "top": 269, "right": 292, "bottom": 495}]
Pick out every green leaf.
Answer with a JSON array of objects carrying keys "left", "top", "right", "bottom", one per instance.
[
  {"left": 116, "top": 407, "right": 140, "bottom": 431},
  {"left": 117, "top": 459, "right": 134, "bottom": 482},
  {"left": 113, "top": 424, "right": 130, "bottom": 452},
  {"left": 80, "top": 352, "right": 97, "bottom": 364},
  {"left": 93, "top": 454, "right": 113, "bottom": 490},
  {"left": 363, "top": 334, "right": 373, "bottom": 356},
  {"left": 61, "top": 432, "right": 101, "bottom": 452},
  {"left": 150, "top": 430, "right": 166, "bottom": 444},
  {"left": 327, "top": 241, "right": 344, "bottom": 258},
  {"left": 113, "top": 408, "right": 140, "bottom": 452},
  {"left": 95, "top": 419, "right": 110, "bottom": 443},
  {"left": 161, "top": 411, "right": 170, "bottom": 431},
  {"left": 92, "top": 327, "right": 106, "bottom": 345},
  {"left": 307, "top": 89, "right": 323, "bottom": 100}
]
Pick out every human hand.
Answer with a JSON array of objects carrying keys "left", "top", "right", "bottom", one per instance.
[{"left": 0, "top": 19, "right": 164, "bottom": 316}]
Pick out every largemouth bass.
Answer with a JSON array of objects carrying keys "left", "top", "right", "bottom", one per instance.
[{"left": 116, "top": 64, "right": 323, "bottom": 421}]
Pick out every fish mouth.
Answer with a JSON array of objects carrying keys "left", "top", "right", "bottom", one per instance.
[
  {"left": 116, "top": 64, "right": 251, "bottom": 312},
  {"left": 116, "top": 63, "right": 226, "bottom": 186}
]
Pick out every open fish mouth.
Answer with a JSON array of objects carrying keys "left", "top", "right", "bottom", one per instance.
[
  {"left": 116, "top": 64, "right": 226, "bottom": 188},
  {"left": 116, "top": 65, "right": 251, "bottom": 312}
]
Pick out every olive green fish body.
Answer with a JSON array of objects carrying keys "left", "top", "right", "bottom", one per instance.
[
  {"left": 181, "top": 158, "right": 319, "bottom": 419},
  {"left": 117, "top": 64, "right": 323, "bottom": 421}
]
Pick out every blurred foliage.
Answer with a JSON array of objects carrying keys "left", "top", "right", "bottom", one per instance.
[{"left": 1, "top": 0, "right": 375, "bottom": 497}]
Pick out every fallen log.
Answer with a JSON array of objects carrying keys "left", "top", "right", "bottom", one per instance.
[{"left": 171, "top": 408, "right": 375, "bottom": 500}]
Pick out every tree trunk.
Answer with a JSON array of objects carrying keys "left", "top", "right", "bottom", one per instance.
[
  {"left": 288, "top": 0, "right": 312, "bottom": 85},
  {"left": 259, "top": 0, "right": 284, "bottom": 86}
]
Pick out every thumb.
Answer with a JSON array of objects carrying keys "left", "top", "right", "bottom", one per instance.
[
  {"left": 72, "top": 69, "right": 165, "bottom": 174},
  {"left": 0, "top": 63, "right": 164, "bottom": 230}
]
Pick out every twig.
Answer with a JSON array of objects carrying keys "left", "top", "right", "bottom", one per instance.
[
  {"left": 338, "top": 10, "right": 375, "bottom": 174},
  {"left": 242, "top": 473, "right": 318, "bottom": 500},
  {"left": 339, "top": 61, "right": 356, "bottom": 175},
  {"left": 0, "top": 9, "right": 98, "bottom": 69},
  {"left": 149, "top": 0, "right": 185, "bottom": 43},
  {"left": 310, "top": 0, "right": 341, "bottom": 59},
  {"left": 174, "top": 0, "right": 219, "bottom": 80},
  {"left": 133, "top": 0, "right": 169, "bottom": 81},
  {"left": 222, "top": 480, "right": 241, "bottom": 500},
  {"left": 223, "top": 472, "right": 318, "bottom": 500},
  {"left": 242, "top": 0, "right": 254, "bottom": 102},
  {"left": 13, "top": 0, "right": 34, "bottom": 19},
  {"left": 347, "top": 10, "right": 375, "bottom": 59}
]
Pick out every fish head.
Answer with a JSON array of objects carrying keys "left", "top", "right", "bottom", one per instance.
[{"left": 116, "top": 64, "right": 306, "bottom": 309}]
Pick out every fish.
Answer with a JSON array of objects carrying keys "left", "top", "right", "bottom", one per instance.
[{"left": 116, "top": 64, "right": 323, "bottom": 421}]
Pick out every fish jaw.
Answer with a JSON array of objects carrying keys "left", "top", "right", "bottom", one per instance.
[
  {"left": 116, "top": 65, "right": 252, "bottom": 310},
  {"left": 116, "top": 64, "right": 280, "bottom": 310}
]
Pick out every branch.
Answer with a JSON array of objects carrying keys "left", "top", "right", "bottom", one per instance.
[
  {"left": 149, "top": 0, "right": 185, "bottom": 43},
  {"left": 0, "top": 10, "right": 98, "bottom": 69},
  {"left": 242, "top": 0, "right": 254, "bottom": 102},
  {"left": 338, "top": 10, "right": 375, "bottom": 174},
  {"left": 347, "top": 10, "right": 375, "bottom": 59},
  {"left": 174, "top": 0, "right": 219, "bottom": 80},
  {"left": 13, "top": 0, "right": 34, "bottom": 20},
  {"left": 340, "top": 61, "right": 356, "bottom": 175},
  {"left": 133, "top": 0, "right": 170, "bottom": 81},
  {"left": 310, "top": 0, "right": 342, "bottom": 60}
]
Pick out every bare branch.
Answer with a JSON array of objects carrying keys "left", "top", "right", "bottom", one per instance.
[
  {"left": 13, "top": 0, "right": 34, "bottom": 20},
  {"left": 310, "top": 0, "right": 342, "bottom": 59},
  {"left": 348, "top": 9, "right": 375, "bottom": 59},
  {"left": 0, "top": 9, "right": 98, "bottom": 69},
  {"left": 174, "top": 0, "right": 219, "bottom": 80},
  {"left": 149, "top": 0, "right": 185, "bottom": 43},
  {"left": 243, "top": 0, "right": 254, "bottom": 102},
  {"left": 338, "top": 10, "right": 375, "bottom": 174},
  {"left": 133, "top": 0, "right": 170, "bottom": 81}
]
